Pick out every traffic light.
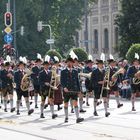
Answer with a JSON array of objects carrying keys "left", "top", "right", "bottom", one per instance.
[{"left": 4, "top": 12, "right": 12, "bottom": 27}]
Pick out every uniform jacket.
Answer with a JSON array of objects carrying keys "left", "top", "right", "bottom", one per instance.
[
  {"left": 1, "top": 69, "right": 13, "bottom": 88},
  {"left": 60, "top": 67, "right": 80, "bottom": 92},
  {"left": 90, "top": 68, "right": 105, "bottom": 89},
  {"left": 83, "top": 66, "right": 93, "bottom": 90},
  {"left": 126, "top": 66, "right": 140, "bottom": 83},
  {"left": 31, "top": 66, "right": 41, "bottom": 86},
  {"left": 14, "top": 70, "right": 24, "bottom": 89},
  {"left": 39, "top": 69, "right": 52, "bottom": 92}
]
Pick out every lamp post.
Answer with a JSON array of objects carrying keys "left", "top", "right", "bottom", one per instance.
[
  {"left": 13, "top": 0, "right": 17, "bottom": 58},
  {"left": 37, "top": 21, "right": 54, "bottom": 50}
]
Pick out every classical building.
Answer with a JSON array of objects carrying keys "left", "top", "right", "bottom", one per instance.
[{"left": 77, "top": 0, "right": 121, "bottom": 60}]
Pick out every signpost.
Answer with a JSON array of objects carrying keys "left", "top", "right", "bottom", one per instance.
[
  {"left": 46, "top": 39, "right": 54, "bottom": 44},
  {"left": 4, "top": 27, "right": 12, "bottom": 34},
  {"left": 4, "top": 34, "right": 13, "bottom": 44}
]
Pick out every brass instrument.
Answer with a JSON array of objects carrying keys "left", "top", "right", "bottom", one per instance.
[
  {"left": 79, "top": 72, "right": 92, "bottom": 78},
  {"left": 48, "top": 66, "right": 60, "bottom": 97},
  {"left": 100, "top": 67, "right": 110, "bottom": 102},
  {"left": 102, "top": 67, "right": 110, "bottom": 90},
  {"left": 132, "top": 70, "right": 140, "bottom": 85},
  {"left": 20, "top": 68, "right": 33, "bottom": 91},
  {"left": 110, "top": 68, "right": 125, "bottom": 87}
]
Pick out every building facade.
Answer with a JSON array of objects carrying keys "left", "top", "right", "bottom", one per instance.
[{"left": 77, "top": 0, "right": 120, "bottom": 60}]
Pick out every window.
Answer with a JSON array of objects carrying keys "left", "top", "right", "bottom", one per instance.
[
  {"left": 104, "top": 28, "right": 109, "bottom": 49},
  {"left": 94, "top": 29, "right": 98, "bottom": 49}
]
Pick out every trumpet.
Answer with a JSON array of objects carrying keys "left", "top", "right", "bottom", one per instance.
[
  {"left": 110, "top": 68, "right": 125, "bottom": 87},
  {"left": 132, "top": 70, "right": 140, "bottom": 85}
]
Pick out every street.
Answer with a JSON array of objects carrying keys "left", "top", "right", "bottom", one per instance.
[{"left": 0, "top": 95, "right": 140, "bottom": 140}]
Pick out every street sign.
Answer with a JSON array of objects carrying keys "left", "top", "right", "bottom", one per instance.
[
  {"left": 4, "top": 27, "right": 12, "bottom": 34},
  {"left": 4, "top": 34, "right": 13, "bottom": 44},
  {"left": 46, "top": 39, "right": 54, "bottom": 44}
]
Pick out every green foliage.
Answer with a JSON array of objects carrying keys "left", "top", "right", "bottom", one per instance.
[
  {"left": 72, "top": 48, "right": 88, "bottom": 62},
  {"left": 46, "top": 49, "right": 62, "bottom": 61},
  {"left": 116, "top": 0, "right": 140, "bottom": 57},
  {"left": 0, "top": 0, "right": 94, "bottom": 59},
  {"left": 126, "top": 44, "right": 140, "bottom": 63}
]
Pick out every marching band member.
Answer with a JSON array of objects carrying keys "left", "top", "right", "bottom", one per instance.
[
  {"left": 90, "top": 59, "right": 110, "bottom": 117},
  {"left": 126, "top": 58, "right": 140, "bottom": 111},
  {"left": 83, "top": 59, "right": 93, "bottom": 106},
  {"left": 73, "top": 58, "right": 86, "bottom": 113},
  {"left": 61, "top": 57, "right": 84, "bottom": 123},
  {"left": 52, "top": 56, "right": 63, "bottom": 111},
  {"left": 0, "top": 62, "right": 5, "bottom": 109},
  {"left": 39, "top": 60, "right": 58, "bottom": 119},
  {"left": 31, "top": 58, "right": 42, "bottom": 108},
  {"left": 1, "top": 61, "right": 15, "bottom": 112},
  {"left": 108, "top": 59, "right": 123, "bottom": 108},
  {"left": 14, "top": 61, "right": 34, "bottom": 115}
]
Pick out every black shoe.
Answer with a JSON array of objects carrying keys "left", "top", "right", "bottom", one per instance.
[
  {"left": 0, "top": 106, "right": 1, "bottom": 109},
  {"left": 7, "top": 100, "right": 10, "bottom": 104},
  {"left": 117, "top": 103, "right": 123, "bottom": 108},
  {"left": 52, "top": 114, "right": 58, "bottom": 119},
  {"left": 10, "top": 107, "right": 15, "bottom": 113},
  {"left": 86, "top": 102, "right": 90, "bottom": 106},
  {"left": 83, "top": 101, "right": 85, "bottom": 104},
  {"left": 71, "top": 108, "right": 74, "bottom": 113},
  {"left": 97, "top": 101, "right": 102, "bottom": 106},
  {"left": 20, "top": 102, "right": 23, "bottom": 106},
  {"left": 105, "top": 112, "right": 110, "bottom": 117},
  {"left": 40, "top": 113, "right": 45, "bottom": 118},
  {"left": 93, "top": 111, "right": 99, "bottom": 116},
  {"left": 58, "top": 106, "right": 62, "bottom": 111},
  {"left": 79, "top": 109, "right": 86, "bottom": 113},
  {"left": 132, "top": 107, "right": 136, "bottom": 111},
  {"left": 4, "top": 108, "right": 7, "bottom": 112},
  {"left": 35, "top": 105, "right": 38, "bottom": 108},
  {"left": 64, "top": 118, "right": 68, "bottom": 123},
  {"left": 44, "top": 104, "right": 48, "bottom": 109},
  {"left": 17, "top": 110, "right": 20, "bottom": 115},
  {"left": 28, "top": 109, "right": 34, "bottom": 115},
  {"left": 30, "top": 102, "right": 33, "bottom": 105},
  {"left": 76, "top": 117, "right": 84, "bottom": 123}
]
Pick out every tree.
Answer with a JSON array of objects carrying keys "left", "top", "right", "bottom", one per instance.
[
  {"left": 126, "top": 43, "right": 140, "bottom": 63},
  {"left": 46, "top": 49, "right": 62, "bottom": 61},
  {"left": 0, "top": 0, "right": 94, "bottom": 59},
  {"left": 72, "top": 48, "right": 88, "bottom": 62},
  {"left": 116, "top": 0, "right": 140, "bottom": 57}
]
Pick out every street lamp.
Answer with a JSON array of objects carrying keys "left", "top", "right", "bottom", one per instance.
[{"left": 37, "top": 21, "right": 54, "bottom": 50}]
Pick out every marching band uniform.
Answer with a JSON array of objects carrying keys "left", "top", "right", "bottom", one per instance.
[
  {"left": 61, "top": 57, "right": 84, "bottom": 123},
  {"left": 51, "top": 58, "right": 63, "bottom": 111},
  {"left": 108, "top": 59, "right": 123, "bottom": 108},
  {"left": 39, "top": 61, "right": 58, "bottom": 119},
  {"left": 31, "top": 58, "right": 42, "bottom": 108},
  {"left": 14, "top": 61, "right": 34, "bottom": 115},
  {"left": 90, "top": 60, "right": 110, "bottom": 117},
  {"left": 83, "top": 60, "right": 93, "bottom": 106},
  {"left": 1, "top": 62, "right": 15, "bottom": 112},
  {"left": 126, "top": 59, "right": 140, "bottom": 111},
  {"left": 74, "top": 58, "right": 86, "bottom": 113}
]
